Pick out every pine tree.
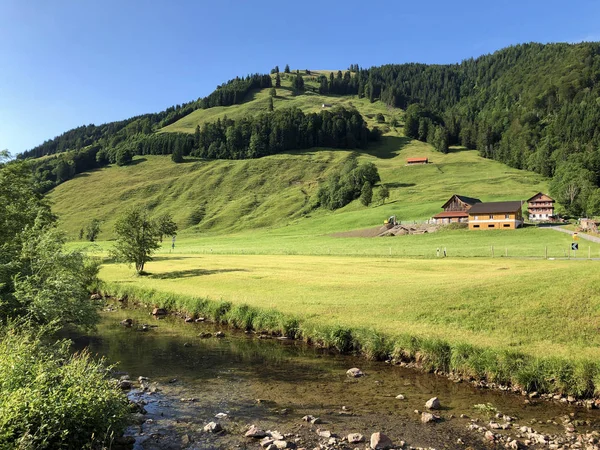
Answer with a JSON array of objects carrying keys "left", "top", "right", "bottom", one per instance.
[
  {"left": 268, "top": 96, "right": 274, "bottom": 112},
  {"left": 269, "top": 87, "right": 277, "bottom": 97},
  {"left": 284, "top": 64, "right": 290, "bottom": 73},
  {"left": 275, "top": 72, "right": 281, "bottom": 87}
]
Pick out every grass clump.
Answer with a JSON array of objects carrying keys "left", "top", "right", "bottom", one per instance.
[{"left": 0, "top": 321, "right": 128, "bottom": 449}]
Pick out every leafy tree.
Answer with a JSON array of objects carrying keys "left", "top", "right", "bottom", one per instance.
[
  {"left": 85, "top": 218, "right": 101, "bottom": 242},
  {"left": 549, "top": 161, "right": 596, "bottom": 215},
  {"left": 270, "top": 66, "right": 279, "bottom": 74},
  {"left": 293, "top": 72, "right": 304, "bottom": 93},
  {"left": 390, "top": 116, "right": 399, "bottom": 127},
  {"left": 360, "top": 181, "right": 373, "bottom": 206},
  {"left": 284, "top": 64, "right": 290, "bottom": 73},
  {"left": 171, "top": 145, "right": 184, "bottom": 163},
  {"left": 115, "top": 148, "right": 132, "bottom": 166},
  {"left": 156, "top": 212, "right": 178, "bottom": 242},
  {"left": 78, "top": 227, "right": 84, "bottom": 240},
  {"left": 376, "top": 184, "right": 390, "bottom": 204},
  {"left": 111, "top": 207, "right": 161, "bottom": 273},
  {"left": 376, "top": 113, "right": 385, "bottom": 123}
]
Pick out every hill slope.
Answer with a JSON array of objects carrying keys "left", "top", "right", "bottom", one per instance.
[{"left": 49, "top": 132, "right": 548, "bottom": 239}]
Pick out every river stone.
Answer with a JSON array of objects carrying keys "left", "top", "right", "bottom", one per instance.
[
  {"left": 215, "top": 412, "right": 228, "bottom": 419},
  {"left": 198, "top": 332, "right": 212, "bottom": 338},
  {"left": 395, "top": 394, "right": 405, "bottom": 400},
  {"left": 204, "top": 422, "right": 222, "bottom": 433},
  {"left": 214, "top": 331, "right": 225, "bottom": 338},
  {"left": 118, "top": 379, "right": 133, "bottom": 390},
  {"left": 421, "top": 412, "right": 439, "bottom": 423},
  {"left": 245, "top": 425, "right": 267, "bottom": 438},
  {"left": 260, "top": 437, "right": 275, "bottom": 447},
  {"left": 370, "top": 432, "right": 393, "bottom": 449},
  {"left": 152, "top": 307, "right": 167, "bottom": 316},
  {"left": 273, "top": 441, "right": 289, "bottom": 449},
  {"left": 90, "top": 293, "right": 102, "bottom": 300},
  {"left": 270, "top": 431, "right": 284, "bottom": 440},
  {"left": 425, "top": 397, "right": 441, "bottom": 410},
  {"left": 347, "top": 433, "right": 364, "bottom": 443},
  {"left": 346, "top": 367, "right": 364, "bottom": 378},
  {"left": 120, "top": 318, "right": 133, "bottom": 327},
  {"left": 317, "top": 429, "right": 331, "bottom": 438},
  {"left": 184, "top": 316, "right": 194, "bottom": 323}
]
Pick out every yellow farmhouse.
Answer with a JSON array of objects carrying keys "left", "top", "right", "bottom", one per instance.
[{"left": 468, "top": 201, "right": 524, "bottom": 230}]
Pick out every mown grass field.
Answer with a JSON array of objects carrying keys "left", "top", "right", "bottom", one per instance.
[{"left": 101, "top": 254, "right": 600, "bottom": 361}]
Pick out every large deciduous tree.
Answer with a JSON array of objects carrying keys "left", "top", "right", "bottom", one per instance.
[{"left": 111, "top": 207, "right": 161, "bottom": 273}]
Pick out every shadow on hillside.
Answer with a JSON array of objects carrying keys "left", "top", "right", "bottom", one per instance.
[
  {"left": 149, "top": 268, "right": 248, "bottom": 280},
  {"left": 383, "top": 182, "right": 416, "bottom": 188},
  {"left": 364, "top": 136, "right": 411, "bottom": 159},
  {"left": 128, "top": 158, "right": 147, "bottom": 166},
  {"left": 447, "top": 146, "right": 472, "bottom": 154}
]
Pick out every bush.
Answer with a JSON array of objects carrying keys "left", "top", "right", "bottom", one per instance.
[{"left": 0, "top": 322, "right": 128, "bottom": 449}]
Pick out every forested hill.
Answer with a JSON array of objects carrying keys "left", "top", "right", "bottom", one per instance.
[{"left": 20, "top": 42, "right": 600, "bottom": 214}]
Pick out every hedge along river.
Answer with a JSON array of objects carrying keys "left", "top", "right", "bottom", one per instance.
[{"left": 65, "top": 302, "right": 600, "bottom": 450}]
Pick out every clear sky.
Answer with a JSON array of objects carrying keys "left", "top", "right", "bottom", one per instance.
[{"left": 1, "top": 0, "right": 599, "bottom": 154}]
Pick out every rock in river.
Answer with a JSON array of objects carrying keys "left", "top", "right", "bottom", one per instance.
[
  {"left": 152, "top": 307, "right": 167, "bottom": 316},
  {"left": 245, "top": 425, "right": 267, "bottom": 438},
  {"left": 370, "top": 432, "right": 393, "bottom": 449},
  {"left": 120, "top": 318, "right": 133, "bottom": 327},
  {"left": 425, "top": 397, "right": 441, "bottom": 410},
  {"left": 346, "top": 367, "right": 364, "bottom": 378},
  {"left": 421, "top": 412, "right": 439, "bottom": 423},
  {"left": 203, "top": 422, "right": 222, "bottom": 433},
  {"left": 348, "top": 433, "right": 364, "bottom": 443}
]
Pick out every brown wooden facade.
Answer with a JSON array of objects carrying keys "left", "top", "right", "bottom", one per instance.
[
  {"left": 527, "top": 192, "right": 555, "bottom": 221},
  {"left": 431, "top": 195, "right": 481, "bottom": 224}
]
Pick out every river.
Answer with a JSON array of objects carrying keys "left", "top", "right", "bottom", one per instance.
[{"left": 65, "top": 302, "right": 600, "bottom": 450}]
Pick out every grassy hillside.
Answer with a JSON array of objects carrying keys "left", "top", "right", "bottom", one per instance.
[
  {"left": 160, "top": 72, "right": 396, "bottom": 134},
  {"left": 49, "top": 138, "right": 549, "bottom": 240}
]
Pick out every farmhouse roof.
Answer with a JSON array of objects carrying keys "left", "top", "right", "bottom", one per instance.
[
  {"left": 468, "top": 201, "right": 523, "bottom": 214},
  {"left": 441, "top": 194, "right": 481, "bottom": 209},
  {"left": 526, "top": 192, "right": 555, "bottom": 203},
  {"left": 406, "top": 157, "right": 428, "bottom": 163},
  {"left": 432, "top": 211, "right": 469, "bottom": 219}
]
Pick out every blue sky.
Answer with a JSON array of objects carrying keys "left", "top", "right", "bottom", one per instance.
[{"left": 1, "top": 0, "right": 599, "bottom": 154}]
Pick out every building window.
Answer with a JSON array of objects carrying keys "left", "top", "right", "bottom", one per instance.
[
  {"left": 505, "top": 214, "right": 510, "bottom": 219},
  {"left": 474, "top": 215, "right": 478, "bottom": 220},
  {"left": 473, "top": 225, "right": 480, "bottom": 228},
  {"left": 489, "top": 224, "right": 495, "bottom": 228},
  {"left": 503, "top": 224, "right": 510, "bottom": 228},
  {"left": 489, "top": 215, "right": 494, "bottom": 219}
]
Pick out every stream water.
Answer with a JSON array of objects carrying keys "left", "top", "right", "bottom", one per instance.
[{"left": 65, "top": 302, "right": 600, "bottom": 450}]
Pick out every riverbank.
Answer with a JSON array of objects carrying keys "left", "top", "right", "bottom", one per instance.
[
  {"left": 70, "top": 302, "right": 600, "bottom": 450},
  {"left": 100, "top": 276, "right": 600, "bottom": 401}
]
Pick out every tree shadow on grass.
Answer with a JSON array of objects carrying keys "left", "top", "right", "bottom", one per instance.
[
  {"left": 149, "top": 268, "right": 249, "bottom": 280},
  {"left": 383, "top": 182, "right": 416, "bottom": 188},
  {"left": 363, "top": 136, "right": 411, "bottom": 159}
]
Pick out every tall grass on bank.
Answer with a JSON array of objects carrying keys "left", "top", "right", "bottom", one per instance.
[
  {"left": 104, "top": 283, "right": 600, "bottom": 399},
  {"left": 0, "top": 321, "right": 129, "bottom": 449}
]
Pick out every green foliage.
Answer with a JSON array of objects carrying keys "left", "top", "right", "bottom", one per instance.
[
  {"left": 360, "top": 181, "right": 373, "bottom": 206},
  {"left": 549, "top": 161, "right": 596, "bottom": 216},
  {"left": 269, "top": 87, "right": 276, "bottom": 97},
  {"left": 171, "top": 145, "right": 184, "bottom": 163},
  {"left": 115, "top": 148, "right": 132, "bottom": 166},
  {"left": 316, "top": 158, "right": 380, "bottom": 210},
  {"left": 1, "top": 161, "right": 98, "bottom": 328},
  {"left": 284, "top": 64, "right": 290, "bottom": 74},
  {"left": 376, "top": 184, "right": 390, "bottom": 205},
  {"left": 375, "top": 113, "right": 385, "bottom": 123},
  {"left": 0, "top": 321, "right": 128, "bottom": 449},
  {"left": 111, "top": 207, "right": 161, "bottom": 273},
  {"left": 85, "top": 218, "right": 101, "bottom": 242},
  {"left": 156, "top": 213, "right": 178, "bottom": 242}
]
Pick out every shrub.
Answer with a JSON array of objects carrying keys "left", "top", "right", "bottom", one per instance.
[{"left": 0, "top": 322, "right": 128, "bottom": 449}]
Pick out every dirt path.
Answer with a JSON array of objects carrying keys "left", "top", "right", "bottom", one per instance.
[{"left": 547, "top": 226, "right": 600, "bottom": 244}]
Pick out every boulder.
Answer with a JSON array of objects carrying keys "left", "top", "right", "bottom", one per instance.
[
  {"left": 395, "top": 394, "right": 405, "bottom": 400},
  {"left": 347, "top": 433, "right": 364, "bottom": 443},
  {"left": 198, "top": 332, "right": 212, "bottom": 338},
  {"left": 152, "top": 307, "right": 167, "bottom": 316},
  {"left": 120, "top": 318, "right": 133, "bottom": 327},
  {"left": 370, "top": 432, "right": 393, "bottom": 449},
  {"left": 214, "top": 331, "right": 225, "bottom": 338},
  {"left": 245, "top": 425, "right": 267, "bottom": 438},
  {"left": 184, "top": 316, "right": 194, "bottom": 323},
  {"left": 425, "top": 397, "right": 441, "bottom": 410},
  {"left": 203, "top": 422, "right": 222, "bottom": 433},
  {"left": 346, "top": 367, "right": 364, "bottom": 378},
  {"left": 118, "top": 379, "right": 133, "bottom": 390},
  {"left": 273, "top": 441, "right": 290, "bottom": 449},
  {"left": 421, "top": 412, "right": 439, "bottom": 423},
  {"left": 90, "top": 293, "right": 102, "bottom": 300}
]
